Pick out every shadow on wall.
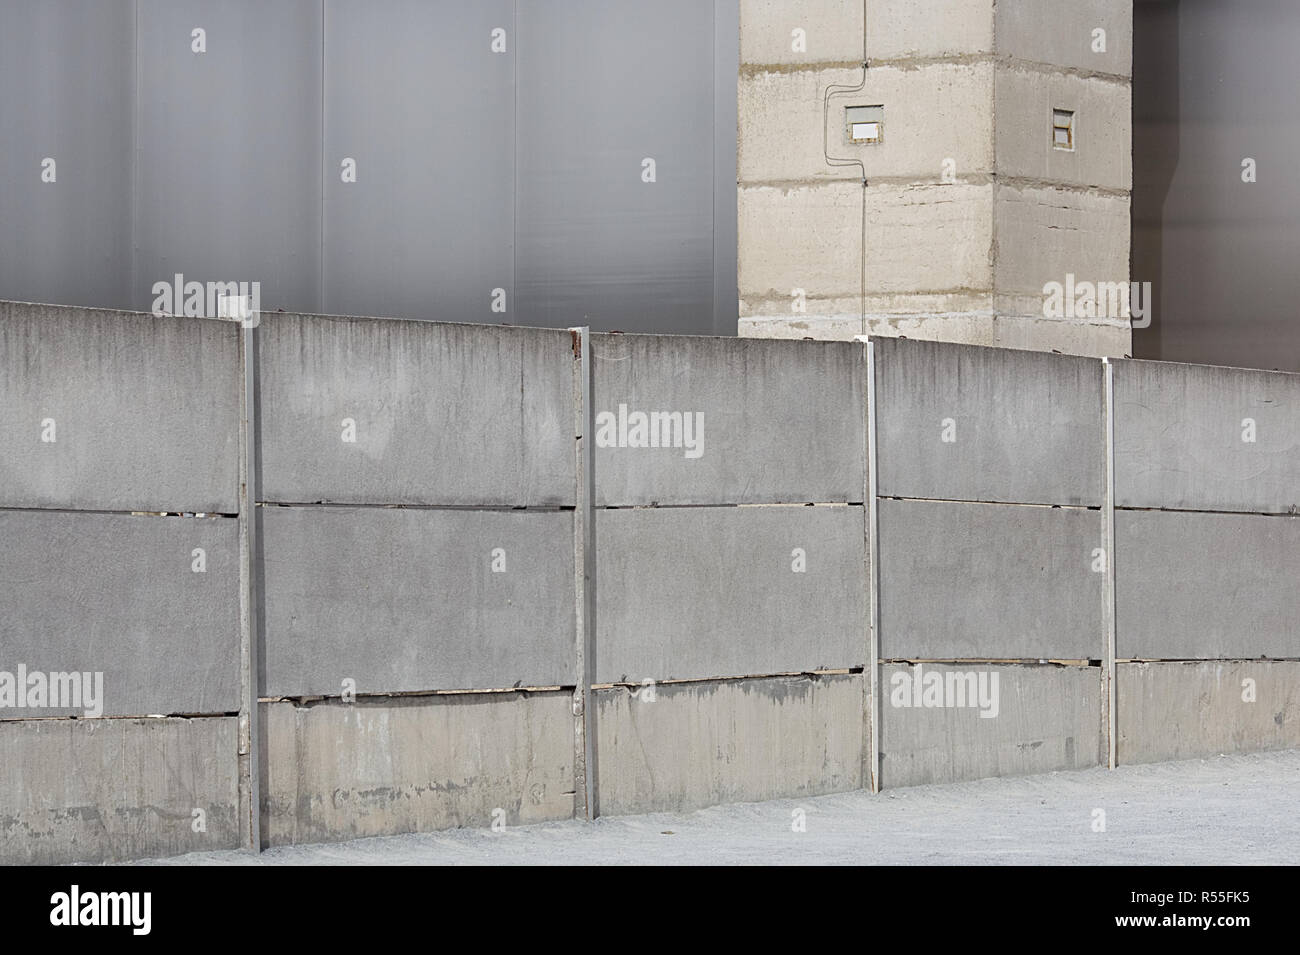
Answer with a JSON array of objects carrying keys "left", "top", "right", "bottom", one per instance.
[{"left": 1133, "top": 0, "right": 1300, "bottom": 372}]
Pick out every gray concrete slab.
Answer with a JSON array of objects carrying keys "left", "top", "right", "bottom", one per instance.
[
  {"left": 1118, "top": 661, "right": 1300, "bottom": 765},
  {"left": 263, "top": 692, "right": 574, "bottom": 847},
  {"left": 873, "top": 337, "right": 1105, "bottom": 506},
  {"left": 592, "top": 334, "right": 865, "bottom": 506},
  {"left": 596, "top": 674, "right": 862, "bottom": 816},
  {"left": 595, "top": 505, "right": 866, "bottom": 682},
  {"left": 995, "top": 0, "right": 1132, "bottom": 76},
  {"left": 0, "top": 511, "right": 240, "bottom": 718},
  {"left": 0, "top": 716, "right": 238, "bottom": 864},
  {"left": 1114, "top": 359, "right": 1300, "bottom": 513},
  {"left": 880, "top": 663, "right": 1104, "bottom": 788},
  {"left": 257, "top": 315, "right": 575, "bottom": 507},
  {"left": 877, "top": 499, "right": 1106, "bottom": 660},
  {"left": 1118, "top": 660, "right": 1300, "bottom": 764},
  {"left": 1116, "top": 510, "right": 1300, "bottom": 659},
  {"left": 0, "top": 302, "right": 240, "bottom": 512},
  {"left": 261, "top": 506, "right": 575, "bottom": 696}
]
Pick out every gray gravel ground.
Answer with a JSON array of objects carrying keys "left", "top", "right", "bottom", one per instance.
[{"left": 139, "top": 749, "right": 1300, "bottom": 865}]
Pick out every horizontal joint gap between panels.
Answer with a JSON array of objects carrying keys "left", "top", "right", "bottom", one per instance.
[
  {"left": 260, "top": 686, "right": 574, "bottom": 705},
  {"left": 882, "top": 659, "right": 1098, "bottom": 667},
  {"left": 1114, "top": 506, "right": 1300, "bottom": 518},
  {"left": 256, "top": 502, "right": 575, "bottom": 513},
  {"left": 1118, "top": 658, "right": 1300, "bottom": 664},
  {"left": 596, "top": 669, "right": 861, "bottom": 690},
  {"left": 876, "top": 496, "right": 1101, "bottom": 510},
  {"left": 0, "top": 507, "right": 239, "bottom": 519},
  {"left": 0, "top": 712, "right": 239, "bottom": 722},
  {"left": 597, "top": 501, "right": 864, "bottom": 510}
]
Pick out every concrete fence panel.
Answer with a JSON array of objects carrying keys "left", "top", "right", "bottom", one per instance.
[
  {"left": 260, "top": 505, "right": 576, "bottom": 697},
  {"left": 592, "top": 334, "right": 865, "bottom": 506},
  {"left": 0, "top": 716, "right": 239, "bottom": 865},
  {"left": 0, "top": 302, "right": 240, "bottom": 512},
  {"left": 873, "top": 337, "right": 1105, "bottom": 506},
  {"left": 1114, "top": 359, "right": 1300, "bottom": 513},
  {"left": 595, "top": 504, "right": 866, "bottom": 683},
  {"left": 596, "top": 674, "right": 863, "bottom": 815},
  {"left": 1115, "top": 510, "right": 1300, "bottom": 659},
  {"left": 263, "top": 692, "right": 574, "bottom": 847},
  {"left": 0, "top": 510, "right": 240, "bottom": 718},
  {"left": 257, "top": 315, "right": 576, "bottom": 507},
  {"left": 1118, "top": 661, "right": 1300, "bottom": 764},
  {"left": 879, "top": 662, "right": 1104, "bottom": 787},
  {"left": 877, "top": 498, "right": 1105, "bottom": 660}
]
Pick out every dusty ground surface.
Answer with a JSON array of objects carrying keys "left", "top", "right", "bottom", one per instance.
[{"left": 140, "top": 750, "right": 1300, "bottom": 865}]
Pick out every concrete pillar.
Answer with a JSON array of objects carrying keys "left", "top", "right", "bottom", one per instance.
[{"left": 738, "top": 0, "right": 1133, "bottom": 358}]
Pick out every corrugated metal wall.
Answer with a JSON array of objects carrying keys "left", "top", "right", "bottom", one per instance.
[{"left": 0, "top": 0, "right": 738, "bottom": 335}]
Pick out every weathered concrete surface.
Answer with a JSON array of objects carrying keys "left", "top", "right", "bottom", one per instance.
[
  {"left": 743, "top": 311, "right": 1130, "bottom": 359},
  {"left": 0, "top": 302, "right": 239, "bottom": 512},
  {"left": 1114, "top": 359, "right": 1300, "bottom": 513},
  {"left": 740, "top": 0, "right": 994, "bottom": 66},
  {"left": 261, "top": 506, "right": 575, "bottom": 696},
  {"left": 740, "top": 0, "right": 865, "bottom": 66},
  {"left": 596, "top": 674, "right": 862, "bottom": 815},
  {"left": 740, "top": 64, "right": 994, "bottom": 185},
  {"left": 257, "top": 315, "right": 575, "bottom": 507},
  {"left": 0, "top": 716, "right": 238, "bottom": 864},
  {"left": 1118, "top": 661, "right": 1300, "bottom": 764},
  {"left": 874, "top": 338, "right": 1105, "bottom": 505},
  {"left": 595, "top": 505, "right": 865, "bottom": 682},
  {"left": 737, "top": 0, "right": 1133, "bottom": 358},
  {"left": 1116, "top": 510, "right": 1300, "bottom": 660},
  {"left": 878, "top": 499, "right": 1105, "bottom": 660},
  {"left": 995, "top": 67, "right": 1132, "bottom": 192},
  {"left": 992, "top": 183, "right": 1132, "bottom": 333},
  {"left": 995, "top": 0, "right": 1133, "bottom": 75},
  {"left": 880, "top": 663, "right": 1104, "bottom": 787},
  {"left": 592, "top": 334, "right": 864, "bottom": 506},
  {"left": 263, "top": 692, "right": 574, "bottom": 847},
  {"left": 738, "top": 180, "right": 995, "bottom": 327},
  {"left": 0, "top": 511, "right": 240, "bottom": 718}
]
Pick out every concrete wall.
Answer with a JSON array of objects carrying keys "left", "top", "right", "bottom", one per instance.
[
  {"left": 2, "top": 303, "right": 1296, "bottom": 863},
  {"left": 0, "top": 301, "right": 240, "bottom": 513},
  {"left": 1119, "top": 662, "right": 1300, "bottom": 765},
  {"left": 877, "top": 499, "right": 1104, "bottom": 661},
  {"left": 597, "top": 675, "right": 863, "bottom": 815},
  {"left": 261, "top": 506, "right": 575, "bottom": 695},
  {"left": 738, "top": 0, "right": 1133, "bottom": 359},
  {"left": 263, "top": 693, "right": 574, "bottom": 847},
  {"left": 258, "top": 315, "right": 575, "bottom": 507},
  {"left": 880, "top": 663, "right": 1104, "bottom": 788},
  {"left": 0, "top": 717, "right": 240, "bottom": 865},
  {"left": 1114, "top": 360, "right": 1300, "bottom": 513}
]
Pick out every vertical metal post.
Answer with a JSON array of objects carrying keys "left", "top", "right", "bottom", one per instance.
[
  {"left": 859, "top": 336, "right": 881, "bottom": 794},
  {"left": 239, "top": 323, "right": 262, "bottom": 851},
  {"left": 570, "top": 326, "right": 599, "bottom": 820},
  {"left": 1103, "top": 358, "right": 1118, "bottom": 770}
]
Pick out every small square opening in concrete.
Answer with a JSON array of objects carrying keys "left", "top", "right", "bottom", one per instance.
[
  {"left": 1053, "top": 109, "right": 1074, "bottom": 150},
  {"left": 847, "top": 105, "right": 883, "bottom": 145}
]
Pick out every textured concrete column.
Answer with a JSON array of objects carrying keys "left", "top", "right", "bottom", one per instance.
[{"left": 738, "top": 0, "right": 1133, "bottom": 358}]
